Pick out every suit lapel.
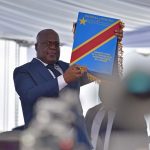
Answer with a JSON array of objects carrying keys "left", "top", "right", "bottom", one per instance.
[
  {"left": 89, "top": 104, "right": 103, "bottom": 135},
  {"left": 57, "top": 61, "right": 69, "bottom": 73},
  {"left": 29, "top": 59, "right": 80, "bottom": 89},
  {"left": 29, "top": 58, "right": 54, "bottom": 84}
]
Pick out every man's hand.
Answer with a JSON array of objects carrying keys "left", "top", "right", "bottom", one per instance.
[
  {"left": 63, "top": 65, "right": 87, "bottom": 84},
  {"left": 115, "top": 22, "right": 124, "bottom": 42}
]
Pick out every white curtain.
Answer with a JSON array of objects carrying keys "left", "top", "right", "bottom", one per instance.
[{"left": 0, "top": 39, "right": 25, "bottom": 132}]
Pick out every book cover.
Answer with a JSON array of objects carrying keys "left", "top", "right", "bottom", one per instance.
[{"left": 70, "top": 12, "right": 121, "bottom": 77}]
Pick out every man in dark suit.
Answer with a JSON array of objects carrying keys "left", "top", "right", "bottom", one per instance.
[
  {"left": 13, "top": 26, "right": 123, "bottom": 148},
  {"left": 13, "top": 29, "right": 92, "bottom": 148}
]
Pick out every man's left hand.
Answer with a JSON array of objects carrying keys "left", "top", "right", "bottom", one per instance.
[{"left": 115, "top": 22, "right": 124, "bottom": 42}]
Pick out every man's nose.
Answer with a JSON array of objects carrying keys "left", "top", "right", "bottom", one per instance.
[{"left": 50, "top": 44, "right": 57, "bottom": 49}]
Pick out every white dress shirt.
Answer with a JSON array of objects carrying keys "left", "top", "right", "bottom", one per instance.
[
  {"left": 36, "top": 58, "right": 67, "bottom": 91},
  {"left": 91, "top": 107, "right": 115, "bottom": 150}
]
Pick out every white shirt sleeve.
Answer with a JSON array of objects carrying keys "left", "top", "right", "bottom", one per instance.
[{"left": 57, "top": 75, "right": 67, "bottom": 91}]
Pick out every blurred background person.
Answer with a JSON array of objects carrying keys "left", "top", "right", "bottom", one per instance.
[
  {"left": 85, "top": 80, "right": 123, "bottom": 150},
  {"left": 85, "top": 69, "right": 150, "bottom": 150}
]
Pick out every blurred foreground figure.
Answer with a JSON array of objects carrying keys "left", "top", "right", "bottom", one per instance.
[
  {"left": 85, "top": 71, "right": 150, "bottom": 150},
  {"left": 118, "top": 70, "right": 150, "bottom": 130},
  {"left": 109, "top": 70, "right": 150, "bottom": 150},
  {"left": 21, "top": 90, "right": 89, "bottom": 150}
]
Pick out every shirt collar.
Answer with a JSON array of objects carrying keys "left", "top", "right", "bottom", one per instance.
[
  {"left": 35, "top": 58, "right": 47, "bottom": 66},
  {"left": 35, "top": 58, "right": 59, "bottom": 67}
]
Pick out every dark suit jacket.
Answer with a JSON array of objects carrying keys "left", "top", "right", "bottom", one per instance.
[
  {"left": 13, "top": 58, "right": 80, "bottom": 126},
  {"left": 13, "top": 58, "right": 92, "bottom": 149}
]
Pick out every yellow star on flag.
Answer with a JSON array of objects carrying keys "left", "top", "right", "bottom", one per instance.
[{"left": 80, "top": 17, "right": 87, "bottom": 25}]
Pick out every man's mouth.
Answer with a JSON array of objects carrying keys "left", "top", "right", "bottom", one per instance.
[{"left": 47, "top": 51, "right": 56, "bottom": 57}]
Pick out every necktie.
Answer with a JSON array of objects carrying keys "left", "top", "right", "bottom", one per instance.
[{"left": 46, "top": 64, "right": 61, "bottom": 77}]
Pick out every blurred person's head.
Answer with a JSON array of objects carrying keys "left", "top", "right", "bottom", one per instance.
[
  {"left": 35, "top": 29, "right": 60, "bottom": 64},
  {"left": 98, "top": 80, "right": 123, "bottom": 110},
  {"left": 115, "top": 71, "right": 150, "bottom": 131},
  {"left": 122, "top": 70, "right": 150, "bottom": 115},
  {"left": 125, "top": 71, "right": 150, "bottom": 98}
]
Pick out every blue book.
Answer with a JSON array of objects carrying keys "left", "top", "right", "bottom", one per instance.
[{"left": 70, "top": 12, "right": 121, "bottom": 77}]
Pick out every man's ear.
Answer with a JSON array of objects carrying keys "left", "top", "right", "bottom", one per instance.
[{"left": 35, "top": 43, "right": 38, "bottom": 51}]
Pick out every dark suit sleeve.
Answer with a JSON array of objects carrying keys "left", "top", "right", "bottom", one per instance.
[{"left": 13, "top": 68, "right": 59, "bottom": 104}]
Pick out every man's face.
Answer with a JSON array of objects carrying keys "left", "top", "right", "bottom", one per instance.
[{"left": 35, "top": 30, "right": 60, "bottom": 64}]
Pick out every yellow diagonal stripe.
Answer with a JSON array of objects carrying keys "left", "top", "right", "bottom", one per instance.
[
  {"left": 71, "top": 35, "right": 116, "bottom": 65},
  {"left": 73, "top": 20, "right": 120, "bottom": 52}
]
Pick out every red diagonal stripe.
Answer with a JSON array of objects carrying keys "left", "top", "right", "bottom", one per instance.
[{"left": 71, "top": 22, "right": 120, "bottom": 63}]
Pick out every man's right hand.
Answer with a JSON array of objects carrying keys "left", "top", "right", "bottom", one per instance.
[{"left": 63, "top": 65, "right": 87, "bottom": 84}]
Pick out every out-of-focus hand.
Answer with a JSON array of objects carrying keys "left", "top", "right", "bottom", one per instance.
[{"left": 63, "top": 64, "right": 87, "bottom": 83}]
